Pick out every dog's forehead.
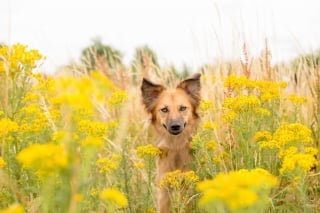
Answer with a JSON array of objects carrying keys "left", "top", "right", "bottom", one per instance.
[{"left": 157, "top": 89, "right": 190, "bottom": 107}]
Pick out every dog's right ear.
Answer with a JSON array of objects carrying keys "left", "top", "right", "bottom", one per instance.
[{"left": 141, "top": 78, "right": 165, "bottom": 113}]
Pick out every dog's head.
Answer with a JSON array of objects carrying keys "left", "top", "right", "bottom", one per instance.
[{"left": 141, "top": 73, "right": 201, "bottom": 136}]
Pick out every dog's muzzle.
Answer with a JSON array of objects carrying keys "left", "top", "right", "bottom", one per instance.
[{"left": 163, "top": 121, "right": 186, "bottom": 135}]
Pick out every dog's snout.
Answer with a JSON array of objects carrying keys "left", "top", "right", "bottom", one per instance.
[
  {"left": 170, "top": 123, "right": 181, "bottom": 131},
  {"left": 168, "top": 121, "right": 184, "bottom": 135}
]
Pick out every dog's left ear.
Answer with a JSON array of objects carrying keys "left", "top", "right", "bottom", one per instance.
[{"left": 177, "top": 73, "right": 201, "bottom": 106}]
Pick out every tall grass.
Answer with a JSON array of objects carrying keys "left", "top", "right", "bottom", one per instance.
[{"left": 0, "top": 43, "right": 319, "bottom": 212}]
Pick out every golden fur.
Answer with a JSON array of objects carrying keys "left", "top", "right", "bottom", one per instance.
[{"left": 141, "top": 73, "right": 201, "bottom": 213}]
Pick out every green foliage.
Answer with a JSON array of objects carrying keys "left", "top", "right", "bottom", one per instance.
[
  {"left": 81, "top": 38, "right": 123, "bottom": 71},
  {"left": 291, "top": 49, "right": 320, "bottom": 68},
  {"left": 132, "top": 45, "right": 159, "bottom": 69}
]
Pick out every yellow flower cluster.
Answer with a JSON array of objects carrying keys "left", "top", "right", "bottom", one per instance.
[
  {"left": 18, "top": 104, "right": 49, "bottom": 134},
  {"left": 257, "top": 123, "right": 318, "bottom": 175},
  {"left": 224, "top": 74, "right": 249, "bottom": 90},
  {"left": 100, "top": 188, "right": 128, "bottom": 208},
  {"left": 254, "top": 131, "right": 273, "bottom": 143},
  {"left": 17, "top": 143, "right": 68, "bottom": 175},
  {"left": 205, "top": 140, "right": 217, "bottom": 151},
  {"left": 90, "top": 188, "right": 99, "bottom": 198},
  {"left": 223, "top": 95, "right": 260, "bottom": 112},
  {"left": 90, "top": 71, "right": 118, "bottom": 91},
  {"left": 273, "top": 123, "right": 313, "bottom": 148},
  {"left": 96, "top": 154, "right": 121, "bottom": 173},
  {"left": 288, "top": 94, "right": 307, "bottom": 104},
  {"left": 0, "top": 43, "right": 44, "bottom": 75},
  {"left": 49, "top": 76, "right": 94, "bottom": 110},
  {"left": 197, "top": 168, "right": 278, "bottom": 211},
  {"left": 280, "top": 152, "right": 318, "bottom": 175},
  {"left": 201, "top": 121, "right": 218, "bottom": 130},
  {"left": 136, "top": 144, "right": 161, "bottom": 158},
  {"left": 199, "top": 100, "right": 213, "bottom": 111},
  {"left": 159, "top": 170, "right": 199, "bottom": 189},
  {"left": 224, "top": 74, "right": 287, "bottom": 101},
  {"left": 107, "top": 90, "right": 127, "bottom": 109},
  {"left": 190, "top": 134, "right": 202, "bottom": 151},
  {"left": 222, "top": 95, "right": 270, "bottom": 122},
  {"left": 80, "top": 136, "right": 103, "bottom": 148},
  {"left": 0, "top": 118, "right": 19, "bottom": 137},
  {"left": 77, "top": 120, "right": 108, "bottom": 138},
  {"left": 0, "top": 203, "right": 24, "bottom": 213},
  {"left": 0, "top": 157, "right": 6, "bottom": 168}
]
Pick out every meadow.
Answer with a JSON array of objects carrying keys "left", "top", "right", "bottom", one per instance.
[{"left": 0, "top": 43, "right": 319, "bottom": 212}]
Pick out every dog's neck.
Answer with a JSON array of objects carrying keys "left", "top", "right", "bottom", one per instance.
[{"left": 157, "top": 134, "right": 191, "bottom": 152}]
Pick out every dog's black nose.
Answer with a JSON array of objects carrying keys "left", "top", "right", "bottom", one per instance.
[
  {"left": 170, "top": 124, "right": 181, "bottom": 131},
  {"left": 169, "top": 121, "right": 183, "bottom": 135}
]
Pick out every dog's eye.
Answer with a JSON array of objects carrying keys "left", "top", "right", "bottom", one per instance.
[
  {"left": 179, "top": 106, "right": 187, "bottom": 111},
  {"left": 160, "top": 107, "right": 169, "bottom": 113}
]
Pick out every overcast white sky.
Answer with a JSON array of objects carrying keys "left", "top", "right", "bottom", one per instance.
[{"left": 1, "top": 0, "right": 320, "bottom": 74}]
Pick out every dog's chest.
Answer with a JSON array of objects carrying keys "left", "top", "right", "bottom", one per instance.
[{"left": 158, "top": 148, "right": 192, "bottom": 172}]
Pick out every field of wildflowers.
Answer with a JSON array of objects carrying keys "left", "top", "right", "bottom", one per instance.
[{"left": 0, "top": 43, "right": 319, "bottom": 212}]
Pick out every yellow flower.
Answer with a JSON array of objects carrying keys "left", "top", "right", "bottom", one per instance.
[
  {"left": 18, "top": 104, "right": 49, "bottom": 134},
  {"left": 0, "top": 118, "right": 19, "bottom": 137},
  {"left": 258, "top": 81, "right": 286, "bottom": 101},
  {"left": 304, "top": 147, "right": 318, "bottom": 156},
  {"left": 278, "top": 146, "right": 298, "bottom": 159},
  {"left": 0, "top": 157, "right": 6, "bottom": 168},
  {"left": 198, "top": 168, "right": 278, "bottom": 211},
  {"left": 224, "top": 74, "right": 247, "bottom": 90},
  {"left": 202, "top": 121, "right": 217, "bottom": 130},
  {"left": 73, "top": 193, "right": 83, "bottom": 202},
  {"left": 147, "top": 207, "right": 156, "bottom": 213},
  {"left": 212, "top": 157, "right": 222, "bottom": 165},
  {"left": 258, "top": 140, "right": 279, "bottom": 150},
  {"left": 200, "top": 100, "right": 213, "bottom": 111},
  {"left": 96, "top": 155, "right": 121, "bottom": 173},
  {"left": 254, "top": 107, "right": 271, "bottom": 116},
  {"left": 223, "top": 95, "right": 260, "bottom": 112},
  {"left": 107, "top": 90, "right": 127, "bottom": 108},
  {"left": 0, "top": 43, "right": 44, "bottom": 76},
  {"left": 81, "top": 136, "right": 103, "bottom": 148},
  {"left": 77, "top": 120, "right": 108, "bottom": 138},
  {"left": 90, "top": 70, "right": 118, "bottom": 91},
  {"left": 49, "top": 76, "right": 96, "bottom": 110},
  {"left": 279, "top": 153, "right": 318, "bottom": 175},
  {"left": 273, "top": 123, "right": 313, "bottom": 148},
  {"left": 222, "top": 110, "right": 237, "bottom": 122},
  {"left": 52, "top": 131, "right": 69, "bottom": 142},
  {"left": 17, "top": 143, "right": 68, "bottom": 174},
  {"left": 136, "top": 144, "right": 161, "bottom": 158},
  {"left": 190, "top": 134, "right": 203, "bottom": 151},
  {"left": 288, "top": 94, "right": 307, "bottom": 104},
  {"left": 0, "top": 203, "right": 24, "bottom": 213},
  {"left": 254, "top": 131, "right": 272, "bottom": 142},
  {"left": 259, "top": 123, "right": 313, "bottom": 151},
  {"left": 159, "top": 170, "right": 199, "bottom": 189},
  {"left": 205, "top": 140, "right": 217, "bottom": 150},
  {"left": 100, "top": 188, "right": 128, "bottom": 208},
  {"left": 90, "top": 188, "right": 99, "bottom": 197}
]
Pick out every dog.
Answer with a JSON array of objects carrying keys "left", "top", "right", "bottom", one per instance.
[{"left": 141, "top": 73, "right": 201, "bottom": 213}]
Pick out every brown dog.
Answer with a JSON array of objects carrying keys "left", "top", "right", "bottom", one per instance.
[{"left": 141, "top": 73, "right": 201, "bottom": 212}]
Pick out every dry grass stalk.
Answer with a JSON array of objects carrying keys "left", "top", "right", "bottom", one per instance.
[{"left": 240, "top": 42, "right": 252, "bottom": 78}]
